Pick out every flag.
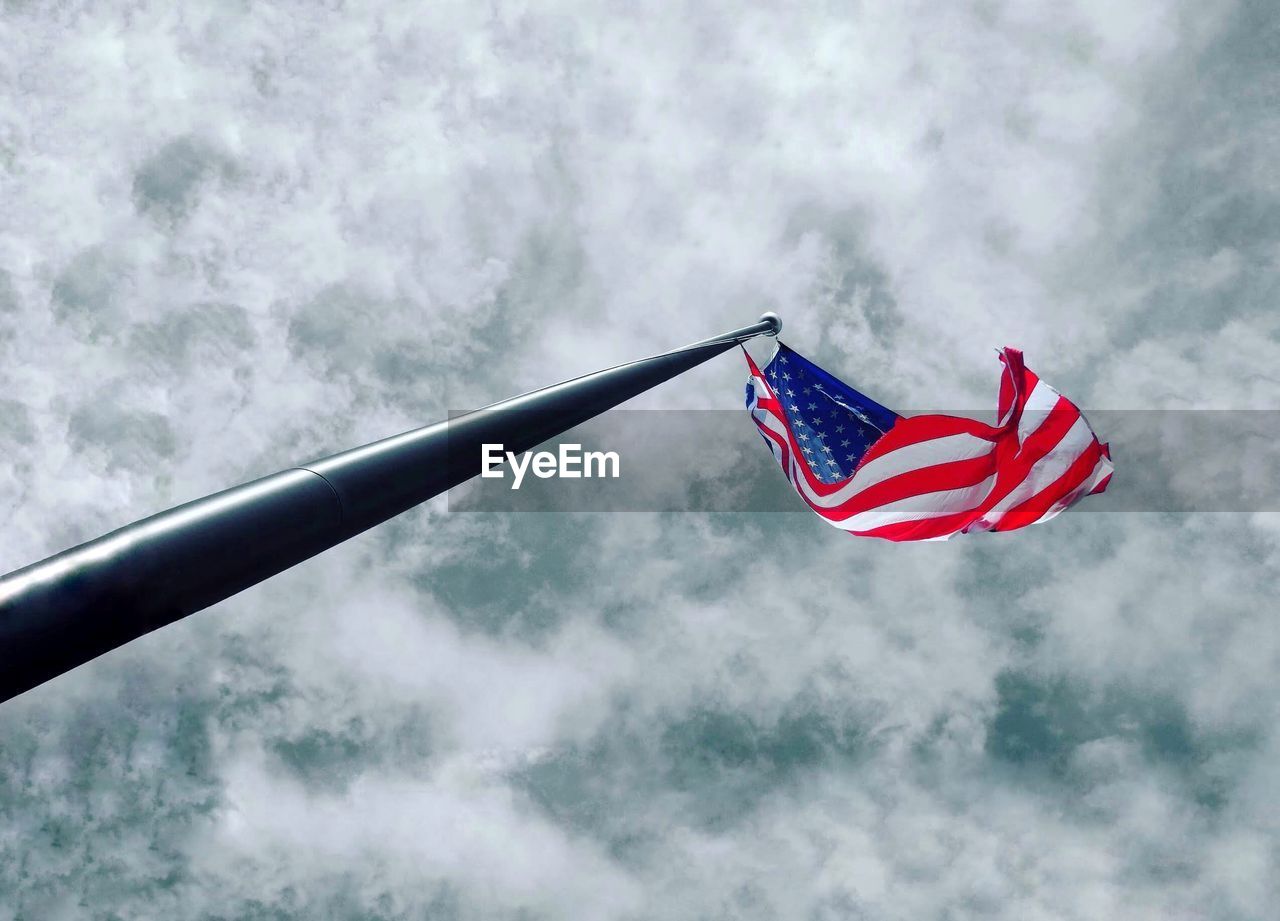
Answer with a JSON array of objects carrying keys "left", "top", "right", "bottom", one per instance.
[{"left": 744, "top": 344, "right": 1112, "bottom": 541}]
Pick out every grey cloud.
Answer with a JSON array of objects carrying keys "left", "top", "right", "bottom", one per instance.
[
  {"left": 127, "top": 302, "right": 257, "bottom": 378},
  {"left": 132, "top": 135, "right": 238, "bottom": 225},
  {"left": 2, "top": 0, "right": 1279, "bottom": 919},
  {"left": 985, "top": 669, "right": 1254, "bottom": 802},
  {"left": 518, "top": 693, "right": 875, "bottom": 848},
  {"left": 0, "top": 399, "right": 35, "bottom": 446},
  {"left": 67, "top": 404, "right": 177, "bottom": 472},
  {"left": 0, "top": 270, "right": 16, "bottom": 315},
  {"left": 406, "top": 513, "right": 606, "bottom": 641},
  {"left": 51, "top": 246, "right": 129, "bottom": 342}
]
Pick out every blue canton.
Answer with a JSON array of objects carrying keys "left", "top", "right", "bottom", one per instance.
[{"left": 756, "top": 343, "right": 901, "bottom": 483}]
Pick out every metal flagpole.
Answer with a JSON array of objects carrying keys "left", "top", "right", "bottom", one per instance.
[{"left": 0, "top": 313, "right": 781, "bottom": 705}]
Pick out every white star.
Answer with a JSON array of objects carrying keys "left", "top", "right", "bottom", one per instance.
[
  {"left": 808, "top": 402, "right": 817, "bottom": 410},
  {"left": 841, "top": 439, "right": 851, "bottom": 447}
]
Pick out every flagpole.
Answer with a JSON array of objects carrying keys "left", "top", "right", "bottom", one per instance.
[{"left": 0, "top": 314, "right": 781, "bottom": 704}]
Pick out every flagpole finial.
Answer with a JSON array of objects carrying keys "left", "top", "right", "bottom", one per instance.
[{"left": 759, "top": 312, "right": 782, "bottom": 337}]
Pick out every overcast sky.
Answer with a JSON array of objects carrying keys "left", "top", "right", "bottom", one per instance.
[{"left": 1, "top": 1, "right": 1278, "bottom": 918}]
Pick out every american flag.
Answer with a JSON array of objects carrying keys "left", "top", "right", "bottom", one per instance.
[{"left": 744, "top": 344, "right": 1112, "bottom": 541}]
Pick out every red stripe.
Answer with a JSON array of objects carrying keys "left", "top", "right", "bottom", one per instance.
[
  {"left": 996, "top": 348, "right": 1042, "bottom": 426},
  {"left": 1013, "top": 399, "right": 1078, "bottom": 463},
  {"left": 854, "top": 506, "right": 990, "bottom": 541},
  {"left": 992, "top": 442, "right": 1104, "bottom": 531},
  {"left": 969, "top": 398, "right": 1080, "bottom": 518},
  {"left": 822, "top": 454, "right": 997, "bottom": 522},
  {"left": 752, "top": 415, "right": 793, "bottom": 468},
  {"left": 997, "top": 352, "right": 1017, "bottom": 423},
  {"left": 855, "top": 414, "right": 999, "bottom": 473}
]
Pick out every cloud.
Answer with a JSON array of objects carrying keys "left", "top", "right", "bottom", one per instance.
[{"left": 1, "top": 0, "right": 1278, "bottom": 918}]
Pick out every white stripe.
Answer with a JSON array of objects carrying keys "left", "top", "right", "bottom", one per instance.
[
  {"left": 1029, "top": 452, "right": 1112, "bottom": 526},
  {"left": 756, "top": 406, "right": 997, "bottom": 514},
  {"left": 768, "top": 420, "right": 997, "bottom": 529},
  {"left": 1087, "top": 451, "right": 1114, "bottom": 492},
  {"left": 834, "top": 475, "right": 998, "bottom": 531},
  {"left": 996, "top": 357, "right": 1019, "bottom": 427},
  {"left": 981, "top": 416, "right": 1094, "bottom": 525},
  {"left": 852, "top": 432, "right": 995, "bottom": 492},
  {"left": 1017, "top": 380, "right": 1061, "bottom": 447},
  {"left": 752, "top": 409, "right": 790, "bottom": 466}
]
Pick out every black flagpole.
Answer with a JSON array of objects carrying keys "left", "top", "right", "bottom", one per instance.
[{"left": 0, "top": 313, "right": 782, "bottom": 704}]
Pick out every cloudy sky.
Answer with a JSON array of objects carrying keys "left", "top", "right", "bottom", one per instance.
[{"left": 2, "top": 1, "right": 1278, "bottom": 918}]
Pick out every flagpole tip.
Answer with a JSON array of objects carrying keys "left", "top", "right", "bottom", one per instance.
[{"left": 759, "top": 312, "right": 782, "bottom": 337}]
